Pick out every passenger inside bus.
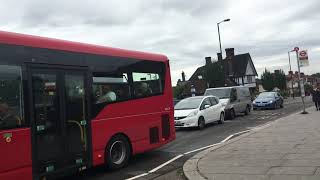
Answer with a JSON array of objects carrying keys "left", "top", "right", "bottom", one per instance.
[
  {"left": 96, "top": 85, "right": 117, "bottom": 103},
  {"left": 0, "top": 102, "right": 20, "bottom": 129},
  {"left": 135, "top": 82, "right": 152, "bottom": 97}
]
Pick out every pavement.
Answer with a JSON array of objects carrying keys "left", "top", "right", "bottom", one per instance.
[{"left": 183, "top": 106, "right": 320, "bottom": 180}]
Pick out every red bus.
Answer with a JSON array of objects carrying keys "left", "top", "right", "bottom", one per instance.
[{"left": 0, "top": 31, "right": 175, "bottom": 180}]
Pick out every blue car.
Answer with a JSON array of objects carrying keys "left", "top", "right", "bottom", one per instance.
[{"left": 253, "top": 92, "right": 284, "bottom": 110}]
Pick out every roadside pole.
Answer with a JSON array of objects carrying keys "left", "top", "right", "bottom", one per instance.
[
  {"left": 294, "top": 48, "right": 308, "bottom": 114},
  {"left": 288, "top": 51, "right": 294, "bottom": 99}
]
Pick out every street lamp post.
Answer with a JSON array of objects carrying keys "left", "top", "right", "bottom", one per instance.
[
  {"left": 288, "top": 50, "right": 294, "bottom": 99},
  {"left": 217, "top": 19, "right": 230, "bottom": 58}
]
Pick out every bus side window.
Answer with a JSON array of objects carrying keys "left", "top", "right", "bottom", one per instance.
[
  {"left": 132, "top": 72, "right": 162, "bottom": 98},
  {"left": 91, "top": 73, "right": 130, "bottom": 117},
  {"left": 0, "top": 65, "right": 24, "bottom": 130}
]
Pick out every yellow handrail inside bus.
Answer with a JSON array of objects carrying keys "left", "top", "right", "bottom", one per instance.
[{"left": 67, "top": 120, "right": 86, "bottom": 151}]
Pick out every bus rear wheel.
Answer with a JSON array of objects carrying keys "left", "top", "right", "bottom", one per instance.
[{"left": 105, "top": 135, "right": 131, "bottom": 170}]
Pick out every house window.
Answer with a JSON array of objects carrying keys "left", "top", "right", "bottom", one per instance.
[{"left": 247, "top": 76, "right": 252, "bottom": 83}]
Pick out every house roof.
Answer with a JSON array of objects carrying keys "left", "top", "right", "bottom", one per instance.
[
  {"left": 189, "top": 66, "right": 205, "bottom": 81},
  {"left": 189, "top": 53, "right": 258, "bottom": 81},
  {"left": 231, "top": 53, "right": 258, "bottom": 77}
]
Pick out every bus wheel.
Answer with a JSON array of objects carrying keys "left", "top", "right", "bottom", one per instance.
[{"left": 105, "top": 135, "right": 131, "bottom": 170}]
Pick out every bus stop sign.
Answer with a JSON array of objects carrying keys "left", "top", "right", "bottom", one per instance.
[{"left": 298, "top": 50, "right": 309, "bottom": 67}]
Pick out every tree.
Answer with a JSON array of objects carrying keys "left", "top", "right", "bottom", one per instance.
[
  {"left": 173, "top": 85, "right": 184, "bottom": 99},
  {"left": 304, "top": 83, "right": 313, "bottom": 94},
  {"left": 273, "top": 69, "right": 286, "bottom": 90},
  {"left": 311, "top": 73, "right": 320, "bottom": 78},
  {"left": 261, "top": 69, "right": 287, "bottom": 91},
  {"left": 203, "top": 62, "right": 225, "bottom": 88},
  {"left": 261, "top": 69, "right": 274, "bottom": 91}
]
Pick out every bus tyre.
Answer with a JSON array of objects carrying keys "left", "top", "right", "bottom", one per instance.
[
  {"left": 198, "top": 117, "right": 205, "bottom": 130},
  {"left": 105, "top": 135, "right": 131, "bottom": 170}
]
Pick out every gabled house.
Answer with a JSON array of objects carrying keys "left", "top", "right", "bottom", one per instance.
[
  {"left": 225, "top": 49, "right": 258, "bottom": 88},
  {"left": 189, "top": 48, "right": 258, "bottom": 90},
  {"left": 175, "top": 48, "right": 258, "bottom": 99}
]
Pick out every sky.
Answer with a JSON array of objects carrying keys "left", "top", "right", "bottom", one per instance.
[{"left": 1, "top": 0, "right": 319, "bottom": 85}]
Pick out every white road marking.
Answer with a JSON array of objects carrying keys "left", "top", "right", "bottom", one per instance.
[
  {"left": 183, "top": 143, "right": 222, "bottom": 155},
  {"left": 126, "top": 173, "right": 149, "bottom": 180},
  {"left": 125, "top": 129, "right": 252, "bottom": 180},
  {"left": 148, "top": 154, "right": 184, "bottom": 173}
]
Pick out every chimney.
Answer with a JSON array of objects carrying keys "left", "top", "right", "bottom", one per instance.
[
  {"left": 181, "top": 71, "right": 186, "bottom": 82},
  {"left": 225, "top": 48, "right": 235, "bottom": 60},
  {"left": 217, "top": 53, "right": 222, "bottom": 61},
  {"left": 225, "top": 48, "right": 234, "bottom": 77},
  {"left": 205, "top": 57, "right": 212, "bottom": 66}
]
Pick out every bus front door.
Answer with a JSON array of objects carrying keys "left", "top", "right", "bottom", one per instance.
[{"left": 29, "top": 67, "right": 90, "bottom": 179}]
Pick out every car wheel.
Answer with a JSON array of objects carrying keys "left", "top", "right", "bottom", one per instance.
[
  {"left": 198, "top": 117, "right": 205, "bottom": 130},
  {"left": 280, "top": 102, "right": 284, "bottom": 108},
  {"left": 230, "top": 109, "right": 236, "bottom": 120},
  {"left": 218, "top": 113, "right": 225, "bottom": 124},
  {"left": 105, "top": 135, "right": 131, "bottom": 170},
  {"left": 244, "top": 106, "right": 250, "bottom": 115},
  {"left": 273, "top": 102, "right": 278, "bottom": 110}
]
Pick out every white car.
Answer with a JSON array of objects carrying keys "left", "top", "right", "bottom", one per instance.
[{"left": 174, "top": 96, "right": 225, "bottom": 130}]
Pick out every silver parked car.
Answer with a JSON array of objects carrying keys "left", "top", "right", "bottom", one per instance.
[{"left": 204, "top": 86, "right": 252, "bottom": 119}]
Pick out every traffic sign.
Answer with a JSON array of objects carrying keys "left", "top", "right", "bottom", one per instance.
[
  {"left": 299, "top": 50, "right": 307, "bottom": 59},
  {"left": 298, "top": 50, "right": 309, "bottom": 67}
]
